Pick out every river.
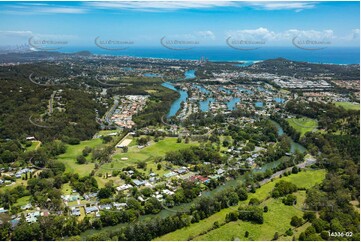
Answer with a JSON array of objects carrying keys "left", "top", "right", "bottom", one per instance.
[
  {"left": 162, "top": 71, "right": 243, "bottom": 116},
  {"left": 161, "top": 82, "right": 188, "bottom": 118},
  {"left": 161, "top": 70, "right": 195, "bottom": 118},
  {"left": 271, "top": 120, "right": 306, "bottom": 153}
]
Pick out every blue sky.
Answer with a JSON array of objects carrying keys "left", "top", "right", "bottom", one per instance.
[{"left": 0, "top": 1, "right": 359, "bottom": 48}]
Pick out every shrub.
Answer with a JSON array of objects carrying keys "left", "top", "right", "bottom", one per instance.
[{"left": 290, "top": 216, "right": 303, "bottom": 227}]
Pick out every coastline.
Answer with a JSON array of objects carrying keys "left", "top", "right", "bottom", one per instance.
[{"left": 54, "top": 46, "right": 360, "bottom": 65}]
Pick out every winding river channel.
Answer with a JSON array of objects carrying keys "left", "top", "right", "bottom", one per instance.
[
  {"left": 162, "top": 69, "right": 245, "bottom": 116},
  {"left": 81, "top": 77, "right": 308, "bottom": 238}
]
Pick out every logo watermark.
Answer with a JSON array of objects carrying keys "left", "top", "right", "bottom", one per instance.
[
  {"left": 160, "top": 36, "right": 199, "bottom": 50},
  {"left": 293, "top": 200, "right": 334, "bottom": 212},
  {"left": 226, "top": 36, "right": 265, "bottom": 50},
  {"left": 94, "top": 36, "right": 134, "bottom": 51},
  {"left": 28, "top": 73, "right": 55, "bottom": 86},
  {"left": 28, "top": 36, "right": 68, "bottom": 51},
  {"left": 29, "top": 114, "right": 57, "bottom": 129},
  {"left": 95, "top": 74, "right": 131, "bottom": 87},
  {"left": 292, "top": 36, "right": 331, "bottom": 50}
]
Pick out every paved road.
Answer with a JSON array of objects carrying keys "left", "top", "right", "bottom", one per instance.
[
  {"left": 103, "top": 96, "right": 119, "bottom": 124},
  {"left": 48, "top": 91, "right": 56, "bottom": 114}
]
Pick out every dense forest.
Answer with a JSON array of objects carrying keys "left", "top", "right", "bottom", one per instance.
[
  {"left": 0, "top": 61, "right": 179, "bottom": 142},
  {"left": 0, "top": 68, "right": 104, "bottom": 142},
  {"left": 283, "top": 101, "right": 360, "bottom": 240}
]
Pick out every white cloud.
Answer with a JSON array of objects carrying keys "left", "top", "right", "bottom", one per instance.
[
  {"left": 1, "top": 1, "right": 319, "bottom": 15},
  {"left": 226, "top": 28, "right": 277, "bottom": 41},
  {"left": 86, "top": 1, "right": 318, "bottom": 13},
  {"left": 36, "top": 7, "right": 87, "bottom": 14},
  {"left": 350, "top": 28, "right": 360, "bottom": 40},
  {"left": 0, "top": 3, "right": 88, "bottom": 15},
  {"left": 0, "top": 31, "right": 78, "bottom": 45},
  {"left": 339, "top": 29, "right": 360, "bottom": 41},
  {"left": 352, "top": 29, "right": 360, "bottom": 38},
  {"left": 226, "top": 28, "right": 334, "bottom": 42},
  {"left": 0, "top": 31, "right": 33, "bottom": 37},
  {"left": 249, "top": 1, "right": 317, "bottom": 12},
  {"left": 86, "top": 1, "right": 238, "bottom": 12},
  {"left": 279, "top": 29, "right": 334, "bottom": 40}
]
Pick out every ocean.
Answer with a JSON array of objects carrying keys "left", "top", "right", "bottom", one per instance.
[{"left": 61, "top": 46, "right": 360, "bottom": 64}]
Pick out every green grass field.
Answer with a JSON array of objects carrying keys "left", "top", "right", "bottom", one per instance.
[
  {"left": 95, "top": 176, "right": 126, "bottom": 189},
  {"left": 155, "top": 169, "right": 326, "bottom": 241},
  {"left": 101, "top": 137, "right": 197, "bottom": 173},
  {"left": 193, "top": 190, "right": 308, "bottom": 241},
  {"left": 287, "top": 118, "right": 318, "bottom": 136},
  {"left": 0, "top": 179, "right": 28, "bottom": 192},
  {"left": 61, "top": 183, "right": 73, "bottom": 195},
  {"left": 25, "top": 141, "right": 41, "bottom": 151},
  {"left": 194, "top": 192, "right": 306, "bottom": 241},
  {"left": 335, "top": 102, "right": 360, "bottom": 110},
  {"left": 96, "top": 130, "right": 120, "bottom": 136},
  {"left": 14, "top": 195, "right": 31, "bottom": 207},
  {"left": 57, "top": 138, "right": 103, "bottom": 176}
]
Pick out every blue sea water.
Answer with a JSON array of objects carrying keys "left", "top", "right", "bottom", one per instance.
[{"left": 63, "top": 46, "right": 359, "bottom": 64}]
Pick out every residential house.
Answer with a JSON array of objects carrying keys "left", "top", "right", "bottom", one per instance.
[
  {"left": 116, "top": 184, "right": 133, "bottom": 191},
  {"left": 216, "top": 168, "right": 225, "bottom": 175},
  {"left": 21, "top": 203, "right": 32, "bottom": 210},
  {"left": 113, "top": 202, "right": 127, "bottom": 210},
  {"left": 99, "top": 204, "right": 112, "bottom": 210},
  {"left": 132, "top": 179, "right": 145, "bottom": 187},
  {"left": 85, "top": 206, "right": 99, "bottom": 214},
  {"left": 71, "top": 208, "right": 81, "bottom": 216},
  {"left": 0, "top": 208, "right": 8, "bottom": 214}
]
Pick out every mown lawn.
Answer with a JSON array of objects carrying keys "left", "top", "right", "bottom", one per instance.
[
  {"left": 57, "top": 138, "right": 103, "bottom": 176},
  {"left": 155, "top": 169, "right": 326, "bottom": 241},
  {"left": 0, "top": 179, "right": 28, "bottom": 192},
  {"left": 335, "top": 102, "right": 360, "bottom": 110},
  {"left": 95, "top": 176, "right": 125, "bottom": 189},
  {"left": 14, "top": 195, "right": 31, "bottom": 207},
  {"left": 25, "top": 141, "right": 41, "bottom": 151},
  {"left": 287, "top": 118, "right": 318, "bottom": 136},
  {"left": 61, "top": 183, "right": 73, "bottom": 195},
  {"left": 101, "top": 137, "right": 197, "bottom": 172}
]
